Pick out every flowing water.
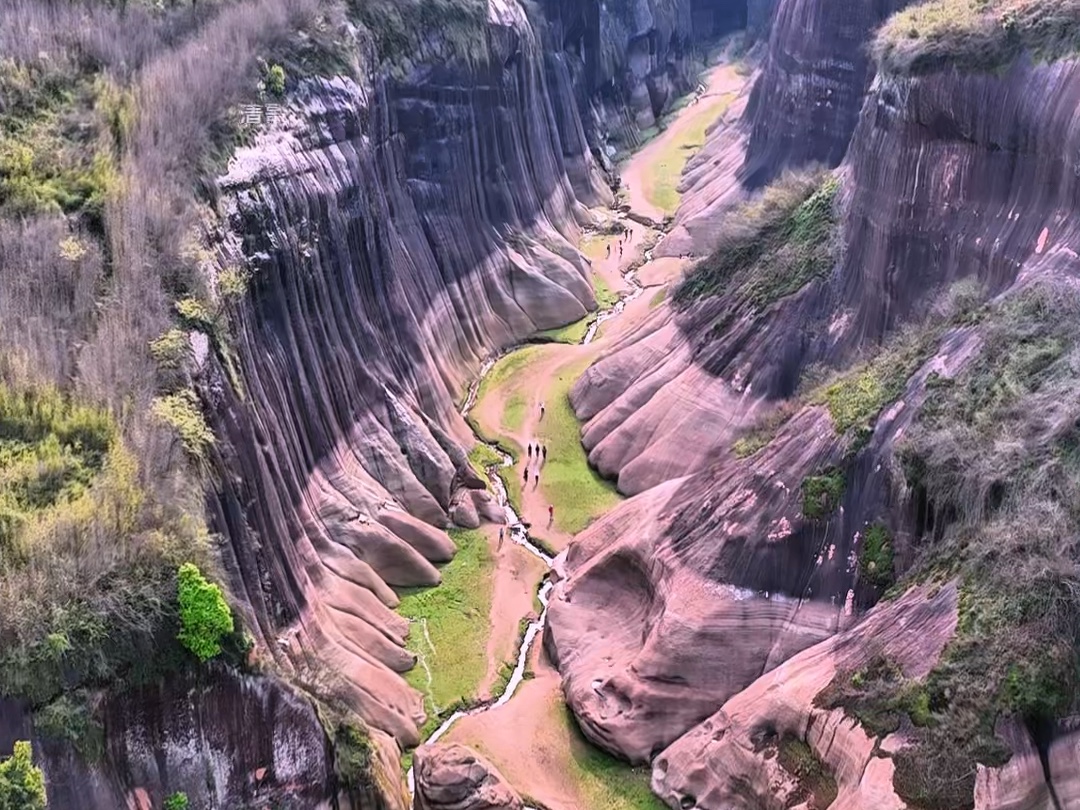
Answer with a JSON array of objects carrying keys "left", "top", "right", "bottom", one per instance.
[{"left": 407, "top": 215, "right": 655, "bottom": 802}]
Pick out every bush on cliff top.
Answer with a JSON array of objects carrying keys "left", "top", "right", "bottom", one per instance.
[
  {"left": 874, "top": 0, "right": 1080, "bottom": 76},
  {"left": 0, "top": 383, "right": 216, "bottom": 706},
  {"left": 674, "top": 170, "right": 840, "bottom": 311}
]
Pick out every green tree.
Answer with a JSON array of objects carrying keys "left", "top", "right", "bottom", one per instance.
[
  {"left": 163, "top": 792, "right": 189, "bottom": 810},
  {"left": 0, "top": 741, "right": 47, "bottom": 810},
  {"left": 265, "top": 64, "right": 286, "bottom": 98},
  {"left": 177, "top": 563, "right": 233, "bottom": 661}
]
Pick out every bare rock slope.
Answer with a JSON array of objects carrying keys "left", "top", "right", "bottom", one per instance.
[
  {"left": 550, "top": 1, "right": 1080, "bottom": 807},
  {"left": 414, "top": 743, "right": 524, "bottom": 810}
]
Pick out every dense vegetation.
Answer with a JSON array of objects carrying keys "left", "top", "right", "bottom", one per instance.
[
  {"left": 0, "top": 0, "right": 372, "bottom": 792},
  {"left": 0, "top": 742, "right": 46, "bottom": 810},
  {"left": 674, "top": 170, "right": 840, "bottom": 310},
  {"left": 813, "top": 286, "right": 1080, "bottom": 809},
  {"left": 874, "top": 0, "right": 1080, "bottom": 75}
]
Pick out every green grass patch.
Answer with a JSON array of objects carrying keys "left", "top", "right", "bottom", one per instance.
[
  {"left": 816, "top": 655, "right": 926, "bottom": 737},
  {"left": 859, "top": 524, "right": 895, "bottom": 587},
  {"left": 593, "top": 276, "right": 619, "bottom": 310},
  {"left": 811, "top": 323, "right": 943, "bottom": 447},
  {"left": 397, "top": 528, "right": 495, "bottom": 737},
  {"left": 640, "top": 92, "right": 736, "bottom": 216},
  {"left": 873, "top": 0, "right": 1080, "bottom": 76},
  {"left": 476, "top": 347, "right": 544, "bottom": 406},
  {"left": 648, "top": 288, "right": 668, "bottom": 309},
  {"left": 503, "top": 391, "right": 527, "bottom": 433},
  {"left": 800, "top": 468, "right": 845, "bottom": 520},
  {"left": 535, "top": 360, "right": 622, "bottom": 534},
  {"left": 776, "top": 735, "right": 838, "bottom": 810},
  {"left": 468, "top": 442, "right": 503, "bottom": 481},
  {"left": 558, "top": 704, "right": 666, "bottom": 810},
  {"left": 538, "top": 317, "right": 594, "bottom": 345},
  {"left": 675, "top": 171, "right": 839, "bottom": 310}
]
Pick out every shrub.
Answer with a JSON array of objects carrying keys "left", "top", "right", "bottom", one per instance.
[
  {"left": 264, "top": 63, "right": 286, "bottom": 97},
  {"left": 150, "top": 329, "right": 192, "bottom": 373},
  {"left": 335, "top": 722, "right": 373, "bottom": 791},
  {"left": 33, "top": 692, "right": 104, "bottom": 761},
  {"left": 177, "top": 563, "right": 233, "bottom": 662},
  {"left": 776, "top": 735, "right": 838, "bottom": 810},
  {"left": 0, "top": 741, "right": 46, "bottom": 810},
  {"left": 164, "top": 792, "right": 190, "bottom": 810},
  {"left": 874, "top": 0, "right": 1080, "bottom": 76},
  {"left": 674, "top": 171, "right": 839, "bottom": 308},
  {"left": 859, "top": 524, "right": 895, "bottom": 587},
  {"left": 152, "top": 391, "right": 214, "bottom": 460},
  {"left": 801, "top": 468, "right": 845, "bottom": 520}
]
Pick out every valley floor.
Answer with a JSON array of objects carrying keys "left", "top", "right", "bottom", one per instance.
[{"left": 404, "top": 53, "right": 753, "bottom": 808}]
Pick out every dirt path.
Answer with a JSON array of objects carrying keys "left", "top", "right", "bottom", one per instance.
[
  {"left": 478, "top": 525, "right": 547, "bottom": 699},
  {"left": 621, "top": 61, "right": 747, "bottom": 223},
  {"left": 445, "top": 53, "right": 751, "bottom": 810}
]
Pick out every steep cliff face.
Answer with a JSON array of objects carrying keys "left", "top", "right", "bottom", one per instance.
[
  {"left": 661, "top": 0, "right": 909, "bottom": 257},
  {"left": 203, "top": 0, "right": 610, "bottom": 792},
  {"left": 549, "top": 7, "right": 1080, "bottom": 808},
  {"left": 536, "top": 0, "right": 750, "bottom": 164},
  {"left": 0, "top": 671, "right": 341, "bottom": 810}
]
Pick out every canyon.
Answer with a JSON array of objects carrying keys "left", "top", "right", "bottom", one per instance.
[{"left": 3, "top": 0, "right": 1080, "bottom": 809}]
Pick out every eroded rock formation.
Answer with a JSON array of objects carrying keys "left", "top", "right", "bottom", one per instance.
[
  {"left": 661, "top": 0, "right": 909, "bottom": 256},
  {"left": 207, "top": 0, "right": 608, "bottom": 780},
  {"left": 414, "top": 743, "right": 524, "bottom": 810},
  {"left": 652, "top": 583, "right": 958, "bottom": 810},
  {"left": 538, "top": 0, "right": 751, "bottom": 160},
  {"left": 550, "top": 1, "right": 1080, "bottom": 805}
]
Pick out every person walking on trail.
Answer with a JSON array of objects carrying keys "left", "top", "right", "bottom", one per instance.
[
  {"left": 498, "top": 526, "right": 504, "bottom": 549},
  {"left": 534, "top": 471, "right": 539, "bottom": 487},
  {"left": 527, "top": 443, "right": 532, "bottom": 458},
  {"left": 542, "top": 445, "right": 548, "bottom": 461},
  {"left": 548, "top": 504, "right": 554, "bottom": 527},
  {"left": 523, "top": 467, "right": 529, "bottom": 485},
  {"left": 539, "top": 401, "right": 545, "bottom": 420},
  {"left": 606, "top": 244, "right": 611, "bottom": 259}
]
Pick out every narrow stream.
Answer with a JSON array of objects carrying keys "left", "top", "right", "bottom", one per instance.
[{"left": 406, "top": 215, "right": 653, "bottom": 802}]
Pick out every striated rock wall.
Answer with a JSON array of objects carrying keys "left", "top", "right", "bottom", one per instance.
[
  {"left": 552, "top": 19, "right": 1080, "bottom": 810},
  {"left": 201, "top": 0, "right": 615, "bottom": 798},
  {"left": 536, "top": 0, "right": 750, "bottom": 166},
  {"left": 0, "top": 671, "right": 346, "bottom": 810},
  {"left": 661, "top": 0, "right": 909, "bottom": 257}
]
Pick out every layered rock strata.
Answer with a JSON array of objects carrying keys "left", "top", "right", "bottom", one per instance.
[
  {"left": 205, "top": 0, "right": 612, "bottom": 792},
  {"left": 660, "top": 0, "right": 910, "bottom": 256},
  {"left": 551, "top": 13, "right": 1080, "bottom": 808},
  {"left": 537, "top": 0, "right": 751, "bottom": 164},
  {"left": 0, "top": 671, "right": 342, "bottom": 810}
]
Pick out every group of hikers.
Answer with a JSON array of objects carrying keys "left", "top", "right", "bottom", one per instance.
[
  {"left": 523, "top": 440, "right": 547, "bottom": 487},
  {"left": 605, "top": 228, "right": 631, "bottom": 261}
]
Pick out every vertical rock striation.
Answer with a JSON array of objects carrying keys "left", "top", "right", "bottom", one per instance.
[
  {"left": 0, "top": 671, "right": 343, "bottom": 810},
  {"left": 202, "top": 0, "right": 616, "bottom": 792},
  {"left": 551, "top": 13, "right": 1080, "bottom": 808}
]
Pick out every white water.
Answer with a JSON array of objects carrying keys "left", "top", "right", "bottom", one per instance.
[{"left": 407, "top": 215, "right": 654, "bottom": 803}]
